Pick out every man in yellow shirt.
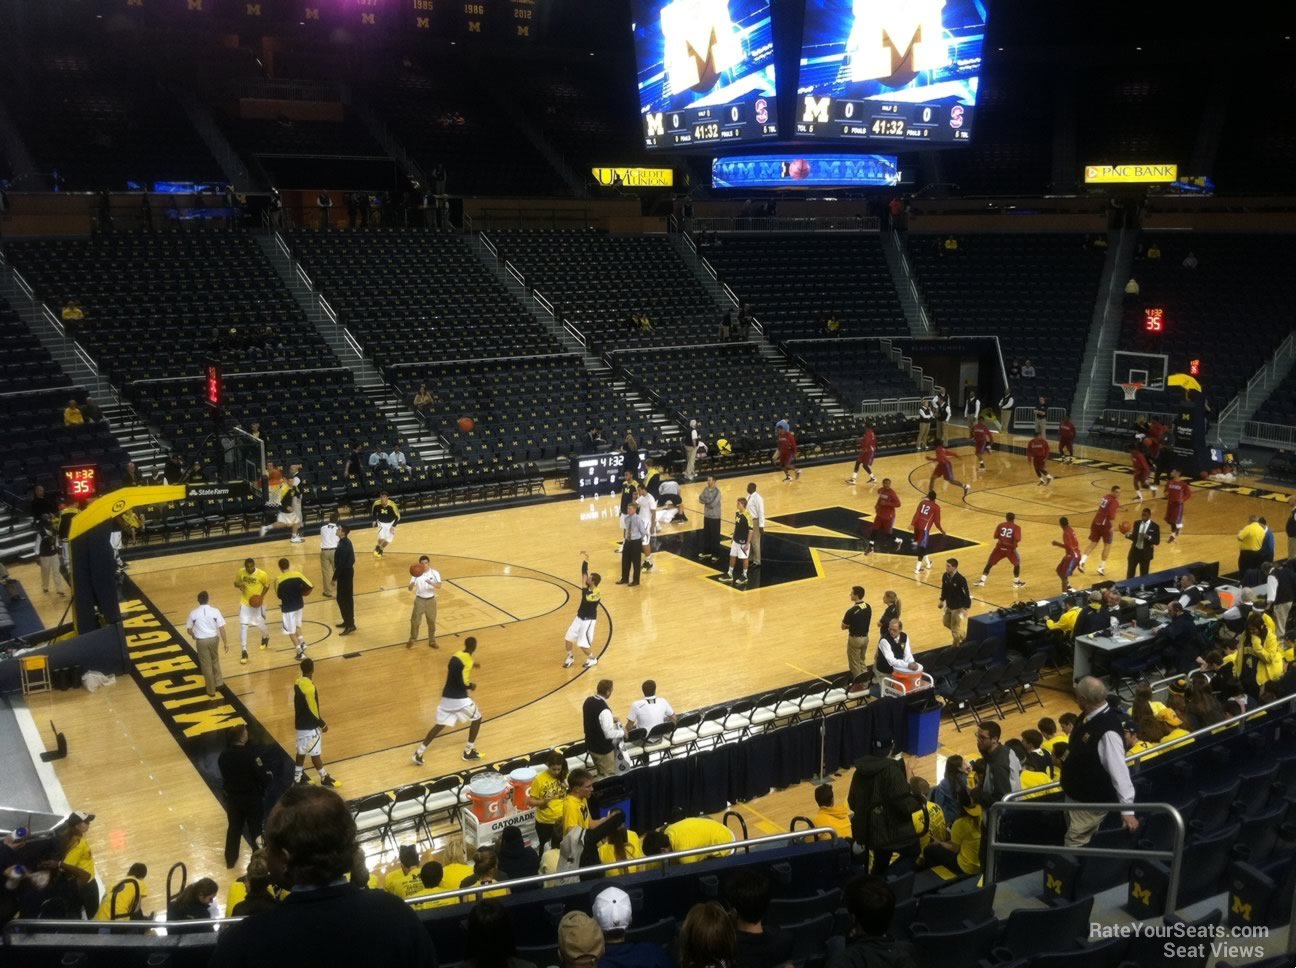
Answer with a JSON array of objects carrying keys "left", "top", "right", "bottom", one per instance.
[
  {"left": 383, "top": 845, "right": 425, "bottom": 899},
  {"left": 63, "top": 400, "right": 85, "bottom": 426},
  {"left": 528, "top": 753, "right": 569, "bottom": 849},
  {"left": 1238, "top": 515, "right": 1267, "bottom": 574},
  {"left": 811, "top": 784, "right": 852, "bottom": 840},
  {"left": 233, "top": 558, "right": 271, "bottom": 662},
  {"left": 656, "top": 815, "right": 735, "bottom": 864},
  {"left": 561, "top": 768, "right": 596, "bottom": 833},
  {"left": 94, "top": 863, "right": 149, "bottom": 920},
  {"left": 59, "top": 811, "right": 98, "bottom": 916}
]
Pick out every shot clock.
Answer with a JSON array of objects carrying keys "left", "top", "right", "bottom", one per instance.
[{"left": 63, "top": 465, "right": 99, "bottom": 501}]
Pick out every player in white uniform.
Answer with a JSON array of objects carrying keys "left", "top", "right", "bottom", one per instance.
[
  {"left": 232, "top": 558, "right": 271, "bottom": 664},
  {"left": 564, "top": 553, "right": 603, "bottom": 669},
  {"left": 636, "top": 485, "right": 658, "bottom": 571}
]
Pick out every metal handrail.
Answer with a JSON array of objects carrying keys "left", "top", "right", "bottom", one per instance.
[
  {"left": 984, "top": 800, "right": 1186, "bottom": 913},
  {"left": 4, "top": 828, "right": 838, "bottom": 934}
]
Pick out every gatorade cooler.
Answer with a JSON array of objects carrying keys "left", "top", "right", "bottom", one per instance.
[
  {"left": 890, "top": 665, "right": 925, "bottom": 694},
  {"left": 467, "top": 773, "right": 510, "bottom": 822},
  {"left": 508, "top": 767, "right": 537, "bottom": 812}
]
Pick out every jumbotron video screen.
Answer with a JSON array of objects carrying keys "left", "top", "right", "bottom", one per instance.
[
  {"left": 796, "top": 0, "right": 990, "bottom": 144},
  {"left": 633, "top": 0, "right": 780, "bottom": 150}
]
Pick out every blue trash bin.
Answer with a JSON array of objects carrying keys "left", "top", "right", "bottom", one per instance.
[{"left": 904, "top": 701, "right": 941, "bottom": 756}]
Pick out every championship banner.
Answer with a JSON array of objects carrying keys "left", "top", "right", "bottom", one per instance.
[
  {"left": 1084, "top": 163, "right": 1178, "bottom": 184},
  {"left": 592, "top": 167, "right": 675, "bottom": 188}
]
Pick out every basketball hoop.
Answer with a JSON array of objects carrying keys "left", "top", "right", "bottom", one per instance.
[{"left": 1119, "top": 382, "right": 1144, "bottom": 402}]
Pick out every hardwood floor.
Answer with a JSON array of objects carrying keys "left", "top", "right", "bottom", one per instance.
[{"left": 8, "top": 439, "right": 1288, "bottom": 899}]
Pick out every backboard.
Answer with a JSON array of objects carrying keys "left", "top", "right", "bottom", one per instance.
[{"left": 1111, "top": 350, "right": 1168, "bottom": 392}]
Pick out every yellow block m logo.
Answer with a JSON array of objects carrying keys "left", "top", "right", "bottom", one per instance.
[
  {"left": 361, "top": 12, "right": 375, "bottom": 23},
  {"left": 1045, "top": 873, "right": 1063, "bottom": 895},
  {"left": 246, "top": 3, "right": 261, "bottom": 16},
  {"left": 802, "top": 96, "right": 830, "bottom": 124},
  {"left": 304, "top": 7, "right": 320, "bottom": 19},
  {"left": 186, "top": 0, "right": 203, "bottom": 10},
  {"left": 1131, "top": 883, "right": 1152, "bottom": 906},
  {"left": 416, "top": 16, "right": 430, "bottom": 27},
  {"left": 1231, "top": 896, "right": 1253, "bottom": 922}
]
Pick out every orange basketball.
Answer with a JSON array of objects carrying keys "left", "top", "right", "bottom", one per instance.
[
  {"left": 1119, "top": 520, "right": 1133, "bottom": 534},
  {"left": 458, "top": 416, "right": 475, "bottom": 433},
  {"left": 410, "top": 563, "right": 428, "bottom": 578},
  {"left": 248, "top": 595, "right": 263, "bottom": 608}
]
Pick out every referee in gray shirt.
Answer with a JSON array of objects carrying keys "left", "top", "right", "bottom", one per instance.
[{"left": 618, "top": 503, "right": 646, "bottom": 586}]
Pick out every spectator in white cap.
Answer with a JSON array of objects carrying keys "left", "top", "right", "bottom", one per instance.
[{"left": 592, "top": 886, "right": 674, "bottom": 968}]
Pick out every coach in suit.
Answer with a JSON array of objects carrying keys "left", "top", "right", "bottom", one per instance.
[
  {"left": 1124, "top": 507, "right": 1161, "bottom": 580},
  {"left": 333, "top": 526, "right": 356, "bottom": 634}
]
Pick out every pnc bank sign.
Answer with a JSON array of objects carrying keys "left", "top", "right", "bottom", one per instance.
[{"left": 1084, "top": 163, "right": 1179, "bottom": 184}]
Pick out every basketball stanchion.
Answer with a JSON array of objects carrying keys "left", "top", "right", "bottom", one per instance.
[{"left": 785, "top": 662, "right": 834, "bottom": 785}]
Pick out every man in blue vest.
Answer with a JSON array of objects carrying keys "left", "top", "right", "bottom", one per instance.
[{"left": 1060, "top": 677, "right": 1138, "bottom": 847}]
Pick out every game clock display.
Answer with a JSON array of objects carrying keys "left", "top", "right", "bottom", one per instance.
[
  {"left": 571, "top": 452, "right": 647, "bottom": 496},
  {"left": 63, "top": 465, "right": 99, "bottom": 501},
  {"left": 633, "top": 0, "right": 779, "bottom": 149},
  {"left": 796, "top": 0, "right": 990, "bottom": 144}
]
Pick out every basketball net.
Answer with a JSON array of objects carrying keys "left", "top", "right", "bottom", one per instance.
[{"left": 1120, "top": 382, "right": 1143, "bottom": 402}]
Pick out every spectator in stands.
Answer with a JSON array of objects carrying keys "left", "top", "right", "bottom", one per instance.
[
  {"left": 464, "top": 898, "right": 530, "bottom": 968},
  {"left": 910, "top": 777, "right": 946, "bottom": 851},
  {"left": 627, "top": 680, "right": 675, "bottom": 733},
  {"left": 494, "top": 824, "right": 539, "bottom": 881},
  {"left": 1184, "top": 676, "right": 1225, "bottom": 728},
  {"left": 679, "top": 901, "right": 736, "bottom": 968},
  {"left": 932, "top": 755, "right": 968, "bottom": 820},
  {"left": 413, "top": 384, "right": 435, "bottom": 421},
  {"left": 1076, "top": 589, "right": 1120, "bottom": 636},
  {"left": 1020, "top": 730, "right": 1055, "bottom": 779},
  {"left": 825, "top": 312, "right": 842, "bottom": 336},
  {"left": 60, "top": 299, "right": 85, "bottom": 323},
  {"left": 812, "top": 784, "right": 852, "bottom": 840},
  {"left": 558, "top": 911, "right": 605, "bottom": 968},
  {"left": 316, "top": 191, "right": 333, "bottom": 230},
  {"left": 1008, "top": 359, "right": 1022, "bottom": 381},
  {"left": 940, "top": 236, "right": 959, "bottom": 255},
  {"left": 63, "top": 399, "right": 84, "bottom": 426},
  {"left": 16, "top": 857, "right": 86, "bottom": 921},
  {"left": 1147, "top": 242, "right": 1162, "bottom": 260},
  {"left": 80, "top": 397, "right": 102, "bottom": 423},
  {"left": 719, "top": 311, "right": 732, "bottom": 341},
  {"left": 827, "top": 875, "right": 918, "bottom": 968},
  {"left": 725, "top": 869, "right": 793, "bottom": 968},
  {"left": 384, "top": 845, "right": 425, "bottom": 899},
  {"left": 1234, "top": 611, "right": 1284, "bottom": 697},
  {"left": 36, "top": 514, "right": 65, "bottom": 596},
  {"left": 650, "top": 813, "right": 736, "bottom": 865},
  {"left": 1265, "top": 561, "right": 1295, "bottom": 642},
  {"left": 1059, "top": 677, "right": 1138, "bottom": 847},
  {"left": 1124, "top": 276, "right": 1140, "bottom": 298},
  {"left": 916, "top": 788, "right": 981, "bottom": 878},
  {"left": 211, "top": 786, "right": 436, "bottom": 967},
  {"left": 230, "top": 853, "right": 277, "bottom": 917},
  {"left": 1238, "top": 515, "right": 1267, "bottom": 575},
  {"left": 459, "top": 849, "right": 506, "bottom": 893},
  {"left": 167, "top": 877, "right": 218, "bottom": 923},
  {"left": 593, "top": 885, "right": 673, "bottom": 968},
  {"left": 368, "top": 443, "right": 389, "bottom": 469},
  {"left": 95, "top": 862, "right": 151, "bottom": 920},
  {"left": 344, "top": 441, "right": 367, "bottom": 485},
  {"left": 41, "top": 812, "right": 97, "bottom": 917},
  {"left": 387, "top": 444, "right": 409, "bottom": 473},
  {"left": 583, "top": 426, "right": 607, "bottom": 453},
  {"left": 1182, "top": 250, "right": 1198, "bottom": 270},
  {"left": 1260, "top": 516, "right": 1276, "bottom": 566},
  {"left": 433, "top": 163, "right": 447, "bottom": 195},
  {"left": 1021, "top": 359, "right": 1037, "bottom": 380},
  {"left": 972, "top": 721, "right": 1020, "bottom": 811}
]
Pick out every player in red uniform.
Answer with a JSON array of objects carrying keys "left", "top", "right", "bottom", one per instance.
[
  {"left": 1058, "top": 414, "right": 1077, "bottom": 463},
  {"left": 1130, "top": 440, "right": 1155, "bottom": 501},
  {"left": 971, "top": 419, "right": 994, "bottom": 470},
  {"left": 1163, "top": 467, "right": 1191, "bottom": 541},
  {"left": 925, "top": 440, "right": 971, "bottom": 497},
  {"left": 908, "top": 490, "right": 946, "bottom": 573},
  {"left": 1080, "top": 484, "right": 1122, "bottom": 576},
  {"left": 975, "top": 512, "right": 1025, "bottom": 588},
  {"left": 777, "top": 428, "right": 800, "bottom": 481},
  {"left": 1147, "top": 418, "right": 1169, "bottom": 484},
  {"left": 847, "top": 423, "right": 877, "bottom": 485},
  {"left": 867, "top": 478, "right": 902, "bottom": 554},
  {"left": 1052, "top": 516, "right": 1081, "bottom": 594},
  {"left": 1025, "top": 433, "right": 1053, "bottom": 485}
]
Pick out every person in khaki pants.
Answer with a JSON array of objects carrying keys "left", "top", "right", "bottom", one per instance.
[
  {"left": 407, "top": 555, "right": 443, "bottom": 649},
  {"left": 841, "top": 586, "right": 873, "bottom": 681},
  {"left": 185, "top": 590, "right": 228, "bottom": 697},
  {"left": 745, "top": 482, "right": 766, "bottom": 567}
]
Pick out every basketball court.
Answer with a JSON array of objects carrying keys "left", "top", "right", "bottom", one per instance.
[{"left": 10, "top": 425, "right": 1291, "bottom": 892}]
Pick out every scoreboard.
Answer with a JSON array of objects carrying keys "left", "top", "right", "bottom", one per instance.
[
  {"left": 645, "top": 97, "right": 777, "bottom": 149},
  {"left": 571, "top": 451, "right": 647, "bottom": 496},
  {"left": 796, "top": 98, "right": 969, "bottom": 143}
]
